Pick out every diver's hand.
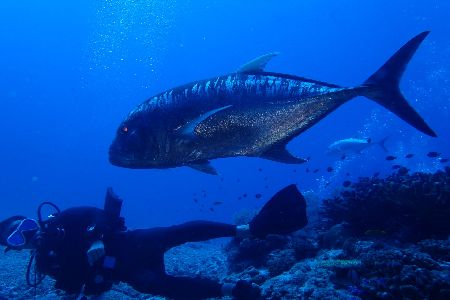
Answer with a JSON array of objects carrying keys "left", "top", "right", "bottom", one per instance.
[
  {"left": 87, "top": 240, "right": 105, "bottom": 266},
  {"left": 236, "top": 224, "right": 251, "bottom": 238}
]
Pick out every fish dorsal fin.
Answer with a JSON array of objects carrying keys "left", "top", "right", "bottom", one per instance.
[
  {"left": 238, "top": 52, "right": 280, "bottom": 73},
  {"left": 178, "top": 105, "right": 233, "bottom": 137},
  {"left": 260, "top": 142, "right": 307, "bottom": 164},
  {"left": 188, "top": 160, "right": 218, "bottom": 175}
]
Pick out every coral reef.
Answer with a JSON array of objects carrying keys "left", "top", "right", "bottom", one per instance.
[
  {"left": 225, "top": 168, "right": 450, "bottom": 299},
  {"left": 226, "top": 232, "right": 318, "bottom": 273},
  {"left": 225, "top": 234, "right": 289, "bottom": 272},
  {"left": 321, "top": 167, "right": 450, "bottom": 241},
  {"left": 344, "top": 239, "right": 450, "bottom": 299},
  {"left": 260, "top": 249, "right": 360, "bottom": 300}
]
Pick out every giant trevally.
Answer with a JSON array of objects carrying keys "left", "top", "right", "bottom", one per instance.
[{"left": 109, "top": 32, "right": 436, "bottom": 175}]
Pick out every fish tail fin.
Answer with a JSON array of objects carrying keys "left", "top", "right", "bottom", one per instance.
[
  {"left": 377, "top": 136, "right": 389, "bottom": 152},
  {"left": 361, "top": 31, "right": 436, "bottom": 137}
]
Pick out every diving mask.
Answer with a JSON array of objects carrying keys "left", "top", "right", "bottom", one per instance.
[{"left": 7, "top": 218, "right": 39, "bottom": 248}]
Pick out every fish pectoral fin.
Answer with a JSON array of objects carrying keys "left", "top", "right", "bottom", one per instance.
[
  {"left": 188, "top": 160, "right": 218, "bottom": 175},
  {"left": 237, "top": 52, "right": 280, "bottom": 73},
  {"left": 177, "top": 105, "right": 233, "bottom": 138},
  {"left": 261, "top": 143, "right": 307, "bottom": 164}
]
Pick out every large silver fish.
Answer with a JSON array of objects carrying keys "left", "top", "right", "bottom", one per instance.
[{"left": 109, "top": 32, "right": 436, "bottom": 175}]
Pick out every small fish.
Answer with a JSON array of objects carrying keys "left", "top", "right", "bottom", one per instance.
[
  {"left": 213, "top": 201, "right": 223, "bottom": 205},
  {"left": 325, "top": 182, "right": 330, "bottom": 187},
  {"left": 313, "top": 169, "right": 319, "bottom": 173},
  {"left": 342, "top": 180, "right": 352, "bottom": 187},
  {"left": 392, "top": 164, "right": 402, "bottom": 169},
  {"left": 439, "top": 158, "right": 449, "bottom": 163},
  {"left": 398, "top": 167, "right": 409, "bottom": 175},
  {"left": 306, "top": 168, "right": 310, "bottom": 173},
  {"left": 258, "top": 168, "right": 263, "bottom": 172},
  {"left": 238, "top": 196, "right": 242, "bottom": 200},
  {"left": 346, "top": 172, "right": 350, "bottom": 176},
  {"left": 209, "top": 207, "right": 215, "bottom": 212},
  {"left": 193, "top": 198, "right": 198, "bottom": 203},
  {"left": 427, "top": 151, "right": 440, "bottom": 158},
  {"left": 341, "top": 155, "right": 347, "bottom": 160},
  {"left": 293, "top": 169, "right": 297, "bottom": 173},
  {"left": 385, "top": 155, "right": 396, "bottom": 161},
  {"left": 326, "top": 166, "right": 333, "bottom": 172},
  {"left": 243, "top": 193, "right": 248, "bottom": 198},
  {"left": 405, "top": 153, "right": 414, "bottom": 158},
  {"left": 373, "top": 172, "right": 380, "bottom": 177},
  {"left": 255, "top": 193, "right": 262, "bottom": 199},
  {"left": 264, "top": 185, "right": 269, "bottom": 189}
]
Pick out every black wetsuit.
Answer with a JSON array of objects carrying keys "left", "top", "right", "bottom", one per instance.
[{"left": 35, "top": 207, "right": 237, "bottom": 299}]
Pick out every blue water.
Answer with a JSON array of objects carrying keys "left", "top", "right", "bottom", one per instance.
[{"left": 0, "top": 0, "right": 448, "bottom": 229}]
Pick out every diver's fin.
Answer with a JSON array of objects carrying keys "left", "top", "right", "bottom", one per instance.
[
  {"left": 238, "top": 52, "right": 279, "bottom": 73},
  {"left": 178, "top": 105, "right": 232, "bottom": 137},
  {"left": 104, "top": 187, "right": 123, "bottom": 219},
  {"left": 361, "top": 31, "right": 436, "bottom": 137},
  {"left": 377, "top": 136, "right": 389, "bottom": 152},
  {"left": 249, "top": 184, "right": 308, "bottom": 238},
  {"left": 188, "top": 160, "right": 218, "bottom": 175},
  {"left": 261, "top": 143, "right": 307, "bottom": 164}
]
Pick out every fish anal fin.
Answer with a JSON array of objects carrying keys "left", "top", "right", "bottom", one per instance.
[
  {"left": 261, "top": 143, "right": 306, "bottom": 164},
  {"left": 238, "top": 52, "right": 280, "bottom": 73},
  {"left": 188, "top": 160, "right": 218, "bottom": 175},
  {"left": 178, "top": 105, "right": 232, "bottom": 138}
]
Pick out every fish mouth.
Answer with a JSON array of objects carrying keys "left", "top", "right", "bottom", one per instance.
[
  {"left": 108, "top": 147, "right": 154, "bottom": 169},
  {"left": 108, "top": 145, "right": 133, "bottom": 168},
  {"left": 109, "top": 153, "right": 141, "bottom": 168},
  {"left": 108, "top": 152, "right": 128, "bottom": 167}
]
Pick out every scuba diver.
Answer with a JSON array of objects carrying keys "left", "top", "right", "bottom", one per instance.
[{"left": 0, "top": 184, "right": 308, "bottom": 299}]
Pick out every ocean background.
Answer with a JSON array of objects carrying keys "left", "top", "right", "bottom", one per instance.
[{"left": 0, "top": 0, "right": 448, "bottom": 231}]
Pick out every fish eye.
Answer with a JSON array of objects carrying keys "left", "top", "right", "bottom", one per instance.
[{"left": 121, "top": 126, "right": 129, "bottom": 134}]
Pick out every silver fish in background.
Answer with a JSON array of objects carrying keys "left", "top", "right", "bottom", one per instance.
[
  {"left": 327, "top": 137, "right": 389, "bottom": 156},
  {"left": 109, "top": 31, "right": 436, "bottom": 175}
]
